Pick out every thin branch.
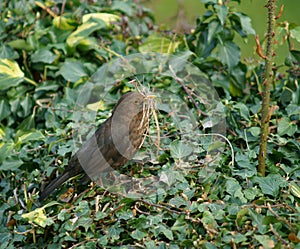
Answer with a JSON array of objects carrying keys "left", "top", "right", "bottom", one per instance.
[
  {"left": 258, "top": 0, "right": 277, "bottom": 176},
  {"left": 269, "top": 224, "right": 291, "bottom": 247},
  {"left": 267, "top": 203, "right": 292, "bottom": 229}
]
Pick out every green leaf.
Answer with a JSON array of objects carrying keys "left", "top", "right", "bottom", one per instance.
[
  {"left": 244, "top": 188, "right": 261, "bottom": 201},
  {"left": 234, "top": 152, "right": 257, "bottom": 178},
  {"left": 290, "top": 26, "right": 300, "bottom": 43},
  {"left": 207, "top": 141, "right": 226, "bottom": 153},
  {"left": 66, "top": 18, "right": 106, "bottom": 49},
  {"left": 156, "top": 224, "right": 173, "bottom": 240},
  {"left": 290, "top": 182, "right": 300, "bottom": 198},
  {"left": 170, "top": 140, "right": 193, "bottom": 159},
  {"left": 207, "top": 20, "right": 221, "bottom": 44},
  {"left": 0, "top": 45, "right": 19, "bottom": 60},
  {"left": 0, "top": 159, "right": 23, "bottom": 171},
  {"left": 278, "top": 117, "right": 297, "bottom": 136},
  {"left": 7, "top": 39, "right": 34, "bottom": 51},
  {"left": 22, "top": 202, "right": 60, "bottom": 228},
  {"left": 249, "top": 127, "right": 260, "bottom": 137},
  {"left": 0, "top": 99, "right": 10, "bottom": 121},
  {"left": 59, "top": 61, "right": 87, "bottom": 82},
  {"left": 82, "top": 13, "right": 120, "bottom": 26},
  {"left": 131, "top": 229, "right": 147, "bottom": 240},
  {"left": 201, "top": 210, "right": 218, "bottom": 228},
  {"left": 254, "top": 235, "right": 275, "bottom": 249},
  {"left": 0, "top": 59, "right": 24, "bottom": 90},
  {"left": 169, "top": 196, "right": 188, "bottom": 208},
  {"left": 16, "top": 130, "right": 45, "bottom": 143},
  {"left": 53, "top": 16, "right": 76, "bottom": 30},
  {"left": 111, "top": 2, "right": 133, "bottom": 16},
  {"left": 31, "top": 49, "right": 57, "bottom": 64},
  {"left": 254, "top": 174, "right": 287, "bottom": 197},
  {"left": 17, "top": 114, "right": 35, "bottom": 131},
  {"left": 216, "top": 41, "right": 240, "bottom": 70},
  {"left": 57, "top": 209, "right": 71, "bottom": 221},
  {"left": 215, "top": 5, "right": 228, "bottom": 25},
  {"left": 235, "top": 103, "right": 250, "bottom": 121},
  {"left": 225, "top": 178, "right": 247, "bottom": 203},
  {"left": 232, "top": 12, "right": 256, "bottom": 35},
  {"left": 107, "top": 225, "right": 124, "bottom": 240},
  {"left": 286, "top": 104, "right": 300, "bottom": 116},
  {"left": 0, "top": 141, "right": 14, "bottom": 161},
  {"left": 139, "top": 34, "right": 180, "bottom": 53},
  {"left": 94, "top": 211, "right": 107, "bottom": 220}
]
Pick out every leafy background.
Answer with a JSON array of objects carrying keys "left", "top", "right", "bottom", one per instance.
[{"left": 0, "top": 0, "right": 299, "bottom": 248}]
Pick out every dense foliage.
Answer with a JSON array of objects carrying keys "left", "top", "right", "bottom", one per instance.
[{"left": 0, "top": 0, "right": 299, "bottom": 248}]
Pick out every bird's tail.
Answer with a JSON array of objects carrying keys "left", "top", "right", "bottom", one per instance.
[{"left": 39, "top": 172, "right": 71, "bottom": 201}]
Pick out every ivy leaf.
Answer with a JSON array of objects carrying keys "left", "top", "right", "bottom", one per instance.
[
  {"left": 0, "top": 159, "right": 23, "bottom": 171},
  {"left": 31, "top": 49, "right": 57, "bottom": 64},
  {"left": 0, "top": 99, "right": 10, "bottom": 121},
  {"left": 53, "top": 16, "right": 76, "bottom": 30},
  {"left": 139, "top": 34, "right": 180, "bottom": 53},
  {"left": 7, "top": 39, "right": 34, "bottom": 51},
  {"left": 0, "top": 45, "right": 19, "bottom": 60},
  {"left": 234, "top": 152, "right": 257, "bottom": 178},
  {"left": 216, "top": 41, "right": 240, "bottom": 70},
  {"left": 278, "top": 117, "right": 297, "bottom": 136},
  {"left": 22, "top": 202, "right": 60, "bottom": 228},
  {"left": 225, "top": 178, "right": 247, "bottom": 203},
  {"left": 290, "top": 26, "right": 300, "bottom": 43},
  {"left": 66, "top": 18, "right": 106, "bottom": 49},
  {"left": 59, "top": 61, "right": 88, "bottom": 82},
  {"left": 82, "top": 13, "right": 120, "bottom": 26},
  {"left": 0, "top": 59, "right": 24, "bottom": 90},
  {"left": 215, "top": 5, "right": 228, "bottom": 25},
  {"left": 170, "top": 140, "right": 193, "bottom": 159},
  {"left": 232, "top": 12, "right": 256, "bottom": 36},
  {"left": 131, "top": 229, "right": 147, "bottom": 240},
  {"left": 15, "top": 130, "right": 45, "bottom": 144},
  {"left": 254, "top": 235, "right": 275, "bottom": 249},
  {"left": 112, "top": 2, "right": 134, "bottom": 16},
  {"left": 254, "top": 174, "right": 288, "bottom": 197},
  {"left": 169, "top": 196, "right": 188, "bottom": 208},
  {"left": 290, "top": 182, "right": 300, "bottom": 198},
  {"left": 156, "top": 224, "right": 174, "bottom": 240},
  {"left": 107, "top": 225, "right": 124, "bottom": 240}
]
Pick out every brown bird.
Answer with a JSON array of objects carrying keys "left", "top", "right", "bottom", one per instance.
[{"left": 39, "top": 91, "right": 152, "bottom": 201}]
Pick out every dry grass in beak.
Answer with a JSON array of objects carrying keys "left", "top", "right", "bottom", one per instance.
[{"left": 130, "top": 80, "right": 161, "bottom": 157}]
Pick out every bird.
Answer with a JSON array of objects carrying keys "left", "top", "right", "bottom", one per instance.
[{"left": 39, "top": 91, "right": 153, "bottom": 201}]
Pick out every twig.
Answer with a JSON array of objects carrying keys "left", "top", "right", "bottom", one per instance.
[
  {"left": 134, "top": 203, "right": 150, "bottom": 215},
  {"left": 242, "top": 202, "right": 297, "bottom": 213},
  {"left": 107, "top": 204, "right": 126, "bottom": 217},
  {"left": 269, "top": 223, "right": 291, "bottom": 248},
  {"left": 267, "top": 203, "right": 292, "bottom": 229},
  {"left": 69, "top": 239, "right": 98, "bottom": 249},
  {"left": 139, "top": 199, "right": 185, "bottom": 215},
  {"left": 35, "top": 1, "right": 57, "bottom": 18}
]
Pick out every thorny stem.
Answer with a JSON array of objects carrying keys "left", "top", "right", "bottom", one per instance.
[{"left": 258, "top": 0, "right": 277, "bottom": 176}]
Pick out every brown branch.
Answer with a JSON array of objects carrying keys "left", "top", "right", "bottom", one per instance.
[
  {"left": 269, "top": 224, "right": 291, "bottom": 247},
  {"left": 267, "top": 203, "right": 292, "bottom": 229},
  {"left": 258, "top": 0, "right": 277, "bottom": 176}
]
